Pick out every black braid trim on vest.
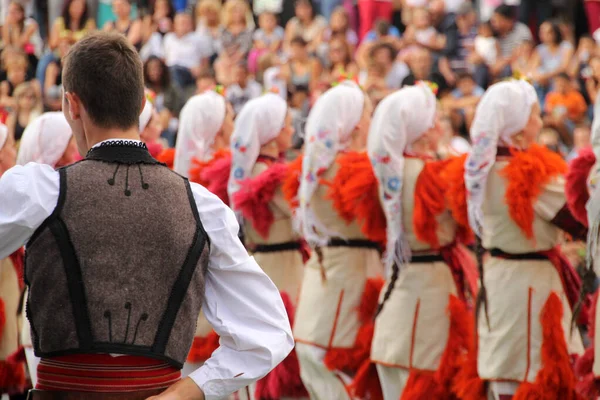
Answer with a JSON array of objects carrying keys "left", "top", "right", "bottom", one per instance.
[
  {"left": 86, "top": 141, "right": 165, "bottom": 166},
  {"left": 152, "top": 178, "right": 210, "bottom": 354}
]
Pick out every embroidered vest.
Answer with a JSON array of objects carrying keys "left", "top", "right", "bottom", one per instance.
[{"left": 24, "top": 142, "right": 210, "bottom": 368}]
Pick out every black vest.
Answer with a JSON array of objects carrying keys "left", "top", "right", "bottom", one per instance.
[{"left": 25, "top": 141, "right": 210, "bottom": 368}]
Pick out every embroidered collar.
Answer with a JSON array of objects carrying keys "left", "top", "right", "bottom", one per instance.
[{"left": 86, "top": 140, "right": 162, "bottom": 166}]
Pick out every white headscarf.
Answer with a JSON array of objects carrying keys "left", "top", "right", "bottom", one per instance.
[
  {"left": 586, "top": 93, "right": 600, "bottom": 269},
  {"left": 139, "top": 100, "right": 153, "bottom": 132},
  {"left": 174, "top": 91, "right": 227, "bottom": 177},
  {"left": 368, "top": 84, "right": 437, "bottom": 270},
  {"left": 0, "top": 123, "right": 7, "bottom": 150},
  {"left": 298, "top": 81, "right": 365, "bottom": 246},
  {"left": 464, "top": 80, "right": 538, "bottom": 237},
  {"left": 227, "top": 93, "right": 288, "bottom": 212},
  {"left": 17, "top": 112, "right": 72, "bottom": 167}
]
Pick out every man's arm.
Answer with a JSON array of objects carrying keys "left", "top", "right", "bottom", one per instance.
[
  {"left": 176, "top": 183, "right": 294, "bottom": 400},
  {"left": 0, "top": 163, "right": 59, "bottom": 258}
]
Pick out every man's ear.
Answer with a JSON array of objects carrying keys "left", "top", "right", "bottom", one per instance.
[{"left": 65, "top": 91, "right": 81, "bottom": 121}]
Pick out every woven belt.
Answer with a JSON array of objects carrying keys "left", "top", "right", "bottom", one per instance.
[{"left": 27, "top": 389, "right": 165, "bottom": 400}]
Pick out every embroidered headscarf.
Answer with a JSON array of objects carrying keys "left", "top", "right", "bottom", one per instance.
[
  {"left": 227, "top": 93, "right": 288, "bottom": 213},
  {"left": 298, "top": 81, "right": 365, "bottom": 246},
  {"left": 464, "top": 80, "right": 538, "bottom": 237},
  {"left": 17, "top": 112, "right": 72, "bottom": 167},
  {"left": 586, "top": 93, "right": 600, "bottom": 269},
  {"left": 368, "top": 84, "right": 437, "bottom": 270},
  {"left": 139, "top": 99, "right": 153, "bottom": 132},
  {"left": 173, "top": 91, "right": 227, "bottom": 177}
]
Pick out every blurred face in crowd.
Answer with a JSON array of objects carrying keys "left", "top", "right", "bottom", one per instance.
[
  {"left": 412, "top": 8, "right": 431, "bottom": 30},
  {"left": 330, "top": 9, "right": 348, "bottom": 32},
  {"left": 275, "top": 113, "right": 295, "bottom": 152},
  {"left": 233, "top": 64, "right": 248, "bottom": 86},
  {"left": 590, "top": 57, "right": 600, "bottom": 79},
  {"left": 427, "top": 0, "right": 444, "bottom": 23},
  {"left": 55, "top": 137, "right": 79, "bottom": 168},
  {"left": 578, "top": 37, "right": 596, "bottom": 61},
  {"left": 290, "top": 41, "right": 308, "bottom": 61},
  {"left": 174, "top": 13, "right": 193, "bottom": 36},
  {"left": 329, "top": 38, "right": 348, "bottom": 64},
  {"left": 146, "top": 58, "right": 165, "bottom": 84},
  {"left": 491, "top": 13, "right": 512, "bottom": 35},
  {"left": 197, "top": 76, "right": 216, "bottom": 93},
  {"left": 517, "top": 102, "right": 543, "bottom": 148},
  {"left": 259, "top": 12, "right": 277, "bottom": 32},
  {"left": 409, "top": 48, "right": 432, "bottom": 79},
  {"left": 574, "top": 125, "right": 591, "bottom": 149},
  {"left": 456, "top": 11, "right": 476, "bottom": 32},
  {"left": 17, "top": 87, "right": 37, "bottom": 111},
  {"left": 553, "top": 76, "right": 570, "bottom": 94},
  {"left": 112, "top": 0, "right": 131, "bottom": 19},
  {"left": 230, "top": 3, "right": 246, "bottom": 24},
  {"left": 154, "top": 0, "right": 170, "bottom": 18},
  {"left": 7, "top": 59, "right": 27, "bottom": 86},
  {"left": 295, "top": 1, "right": 313, "bottom": 22},
  {"left": 69, "top": 0, "right": 86, "bottom": 20},
  {"left": 539, "top": 22, "right": 559, "bottom": 45},
  {"left": 0, "top": 134, "right": 16, "bottom": 174},
  {"left": 7, "top": 2, "right": 24, "bottom": 24},
  {"left": 456, "top": 77, "right": 476, "bottom": 96},
  {"left": 372, "top": 46, "right": 394, "bottom": 68}
]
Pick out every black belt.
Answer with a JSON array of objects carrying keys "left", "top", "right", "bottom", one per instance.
[
  {"left": 252, "top": 242, "right": 302, "bottom": 253},
  {"left": 410, "top": 253, "right": 444, "bottom": 263},
  {"left": 326, "top": 238, "right": 381, "bottom": 250},
  {"left": 488, "top": 248, "right": 549, "bottom": 261}
]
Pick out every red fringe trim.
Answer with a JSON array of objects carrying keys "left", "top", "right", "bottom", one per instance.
[
  {"left": 232, "top": 163, "right": 288, "bottom": 239},
  {"left": 513, "top": 292, "right": 580, "bottom": 400},
  {"left": 155, "top": 148, "right": 175, "bottom": 170},
  {"left": 499, "top": 145, "right": 567, "bottom": 239},
  {"left": 0, "top": 359, "right": 26, "bottom": 394},
  {"left": 438, "top": 154, "right": 473, "bottom": 244},
  {"left": 186, "top": 331, "right": 220, "bottom": 363},
  {"left": 282, "top": 156, "right": 303, "bottom": 210},
  {"left": 566, "top": 146, "right": 595, "bottom": 227},
  {"left": 324, "top": 152, "right": 387, "bottom": 244},
  {"left": 324, "top": 278, "right": 385, "bottom": 373},
  {"left": 574, "top": 291, "right": 599, "bottom": 398},
  {"left": 189, "top": 150, "right": 232, "bottom": 205},
  {"left": 349, "top": 361, "right": 383, "bottom": 400},
  {"left": 413, "top": 160, "right": 450, "bottom": 248},
  {"left": 401, "top": 295, "right": 481, "bottom": 400},
  {"left": 255, "top": 292, "right": 308, "bottom": 399}
]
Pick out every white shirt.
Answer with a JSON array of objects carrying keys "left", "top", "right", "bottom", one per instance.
[
  {"left": 0, "top": 140, "right": 294, "bottom": 400},
  {"left": 163, "top": 32, "right": 211, "bottom": 69}
]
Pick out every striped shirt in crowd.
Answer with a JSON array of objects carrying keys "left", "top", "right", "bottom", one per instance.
[{"left": 499, "top": 21, "right": 533, "bottom": 59}]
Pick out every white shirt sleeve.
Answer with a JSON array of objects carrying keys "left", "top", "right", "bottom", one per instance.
[
  {"left": 0, "top": 163, "right": 60, "bottom": 259},
  {"left": 187, "top": 182, "right": 294, "bottom": 400}
]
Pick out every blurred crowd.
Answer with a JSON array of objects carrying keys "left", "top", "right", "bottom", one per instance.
[{"left": 0, "top": 0, "right": 599, "bottom": 155}]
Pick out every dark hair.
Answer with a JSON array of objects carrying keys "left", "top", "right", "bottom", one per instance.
[
  {"left": 294, "top": 0, "right": 315, "bottom": 18},
  {"left": 143, "top": 55, "right": 170, "bottom": 90},
  {"left": 556, "top": 72, "right": 570, "bottom": 81},
  {"left": 196, "top": 67, "right": 216, "bottom": 81},
  {"left": 456, "top": 72, "right": 475, "bottom": 84},
  {"left": 374, "top": 19, "right": 391, "bottom": 36},
  {"left": 370, "top": 42, "right": 397, "bottom": 61},
  {"left": 9, "top": 1, "right": 25, "bottom": 31},
  {"left": 150, "top": 0, "right": 175, "bottom": 20},
  {"left": 291, "top": 36, "right": 308, "bottom": 47},
  {"left": 63, "top": 32, "right": 144, "bottom": 130},
  {"left": 543, "top": 21, "right": 563, "bottom": 45},
  {"left": 494, "top": 4, "right": 517, "bottom": 20},
  {"left": 61, "top": 0, "right": 89, "bottom": 31}
]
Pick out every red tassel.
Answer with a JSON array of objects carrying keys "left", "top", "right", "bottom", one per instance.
[
  {"left": 513, "top": 293, "right": 580, "bottom": 400},
  {"left": 401, "top": 370, "right": 447, "bottom": 400},
  {"left": 565, "top": 146, "right": 595, "bottom": 227},
  {"left": 349, "top": 361, "right": 383, "bottom": 400},
  {"left": 187, "top": 331, "right": 220, "bottom": 363},
  {"left": 0, "top": 359, "right": 26, "bottom": 394},
  {"left": 232, "top": 163, "right": 289, "bottom": 239},
  {"left": 574, "top": 292, "right": 600, "bottom": 398},
  {"left": 255, "top": 292, "right": 307, "bottom": 399},
  {"left": 282, "top": 156, "right": 303, "bottom": 210},
  {"left": 6, "top": 346, "right": 25, "bottom": 365}
]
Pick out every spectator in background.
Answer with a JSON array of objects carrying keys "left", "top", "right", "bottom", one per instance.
[
  {"left": 402, "top": 47, "right": 448, "bottom": 95},
  {"left": 369, "top": 41, "right": 409, "bottom": 90},
  {"left": 2, "top": 1, "right": 42, "bottom": 66},
  {"left": 321, "top": 36, "right": 359, "bottom": 85},
  {"left": 362, "top": 18, "right": 401, "bottom": 43},
  {"left": 219, "top": 0, "right": 254, "bottom": 57},
  {"left": 248, "top": 11, "right": 284, "bottom": 74},
  {"left": 511, "top": 39, "right": 534, "bottom": 74},
  {"left": 226, "top": 61, "right": 262, "bottom": 114},
  {"left": 319, "top": 6, "right": 358, "bottom": 56},
  {"left": 139, "top": 0, "right": 174, "bottom": 59},
  {"left": 442, "top": 72, "right": 483, "bottom": 134},
  {"left": 399, "top": 7, "right": 446, "bottom": 61},
  {"left": 280, "top": 36, "right": 322, "bottom": 92},
  {"left": 43, "top": 37, "right": 72, "bottom": 110},
  {"left": 144, "top": 56, "right": 182, "bottom": 145},
  {"left": 429, "top": 0, "right": 459, "bottom": 56},
  {"left": 195, "top": 0, "right": 222, "bottom": 59},
  {"left": 528, "top": 21, "right": 573, "bottom": 107},
  {"left": 438, "top": 2, "right": 478, "bottom": 86},
  {"left": 284, "top": 0, "right": 327, "bottom": 54},
  {"left": 544, "top": 72, "right": 588, "bottom": 147},
  {"left": 474, "top": 4, "right": 532, "bottom": 87},
  {"left": 473, "top": 21, "right": 499, "bottom": 72},
  {"left": 357, "top": 0, "right": 393, "bottom": 41},
  {"left": 6, "top": 81, "right": 41, "bottom": 146},
  {"left": 0, "top": 49, "right": 31, "bottom": 110},
  {"left": 586, "top": 56, "right": 600, "bottom": 105},
  {"left": 569, "top": 35, "right": 596, "bottom": 80},
  {"left": 103, "top": 0, "right": 142, "bottom": 50},
  {"left": 566, "top": 123, "right": 591, "bottom": 161},
  {"left": 163, "top": 12, "right": 210, "bottom": 88},
  {"left": 518, "top": 0, "right": 552, "bottom": 33}
]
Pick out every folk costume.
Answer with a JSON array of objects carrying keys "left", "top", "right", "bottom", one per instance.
[
  {"left": 0, "top": 136, "right": 294, "bottom": 399},
  {"left": 0, "top": 123, "right": 26, "bottom": 396},
  {"left": 228, "top": 93, "right": 307, "bottom": 400},
  {"left": 366, "top": 85, "right": 478, "bottom": 400},
  {"left": 464, "top": 80, "right": 586, "bottom": 400},
  {"left": 173, "top": 91, "right": 231, "bottom": 377},
  {"left": 284, "top": 82, "right": 385, "bottom": 400},
  {"left": 14, "top": 112, "right": 74, "bottom": 389}
]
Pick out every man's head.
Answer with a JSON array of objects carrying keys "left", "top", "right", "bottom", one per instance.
[
  {"left": 62, "top": 32, "right": 144, "bottom": 155},
  {"left": 553, "top": 72, "right": 571, "bottom": 94},
  {"left": 174, "top": 12, "right": 194, "bottom": 36},
  {"left": 374, "top": 19, "right": 391, "bottom": 37},
  {"left": 456, "top": 2, "right": 476, "bottom": 30},
  {"left": 491, "top": 4, "right": 516, "bottom": 35},
  {"left": 370, "top": 42, "right": 396, "bottom": 68},
  {"left": 409, "top": 47, "right": 432, "bottom": 79}
]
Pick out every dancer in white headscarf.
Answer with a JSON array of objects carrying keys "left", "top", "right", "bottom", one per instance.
[
  {"left": 228, "top": 92, "right": 307, "bottom": 400},
  {"left": 0, "top": 123, "right": 24, "bottom": 395},
  {"left": 284, "top": 81, "right": 384, "bottom": 399},
  {"left": 364, "top": 84, "right": 478, "bottom": 400},
  {"left": 464, "top": 80, "right": 586, "bottom": 399}
]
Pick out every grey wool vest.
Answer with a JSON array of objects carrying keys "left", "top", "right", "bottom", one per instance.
[{"left": 24, "top": 141, "right": 210, "bottom": 368}]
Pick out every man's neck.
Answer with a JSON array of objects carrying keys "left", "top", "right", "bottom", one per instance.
[{"left": 86, "top": 127, "right": 141, "bottom": 149}]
